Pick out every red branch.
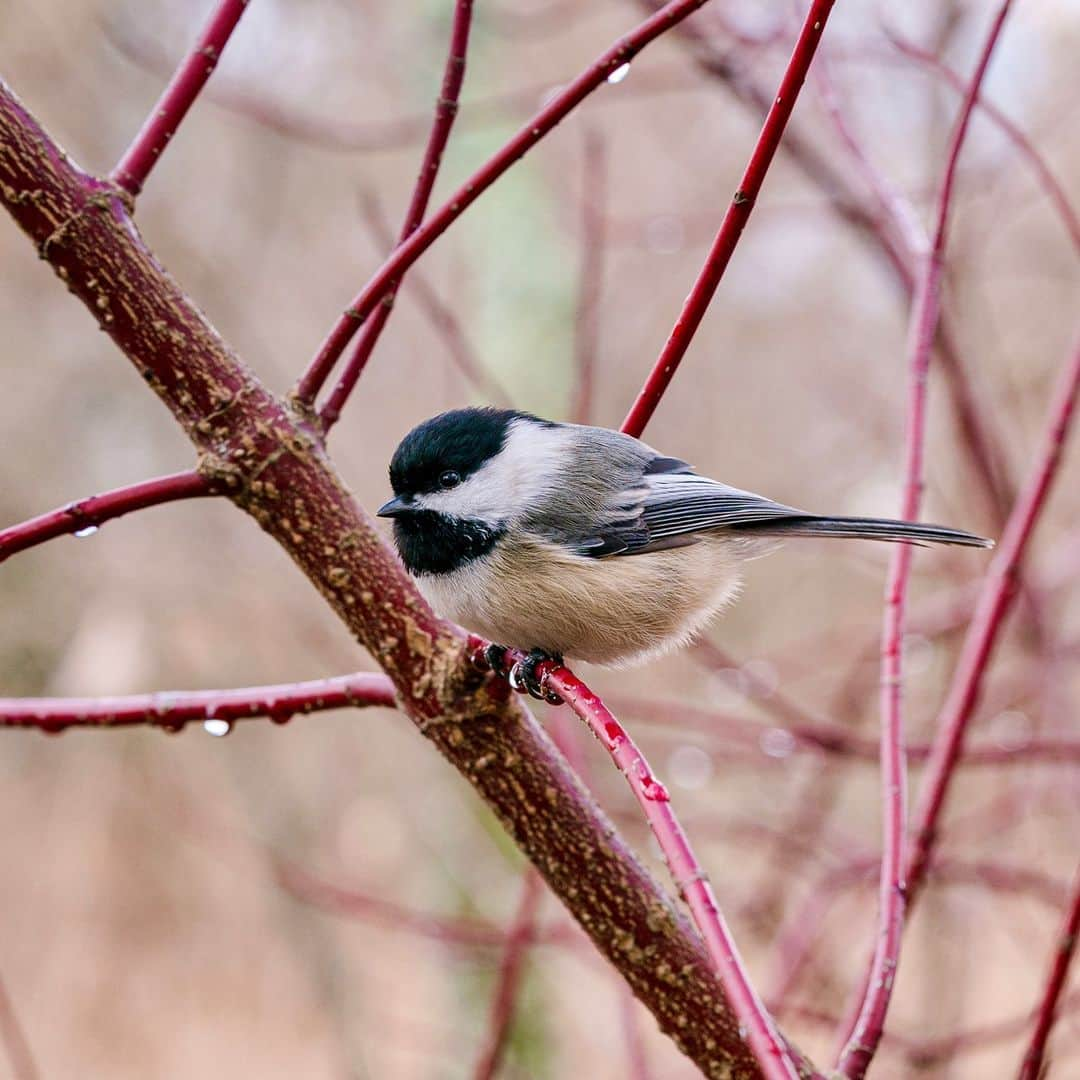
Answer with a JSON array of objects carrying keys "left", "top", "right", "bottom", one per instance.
[
  {"left": 836, "top": 6, "right": 1015, "bottom": 1075},
  {"left": 294, "top": 0, "right": 713, "bottom": 409},
  {"left": 0, "top": 672, "right": 396, "bottom": 733},
  {"left": 907, "top": 331, "right": 1080, "bottom": 896},
  {"left": 110, "top": 0, "right": 251, "bottom": 195},
  {"left": 478, "top": 643, "right": 806, "bottom": 1079},
  {"left": 1017, "top": 863, "right": 1080, "bottom": 1079},
  {"left": 472, "top": 871, "right": 546, "bottom": 1080},
  {"left": 319, "top": 0, "right": 475, "bottom": 430},
  {"left": 0, "top": 470, "right": 213, "bottom": 563},
  {"left": 620, "top": 0, "right": 837, "bottom": 438}
]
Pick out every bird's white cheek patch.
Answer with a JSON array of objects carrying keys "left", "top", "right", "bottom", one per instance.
[{"left": 417, "top": 420, "right": 576, "bottom": 522}]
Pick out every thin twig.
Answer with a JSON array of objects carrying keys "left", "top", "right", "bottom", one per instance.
[
  {"left": 472, "top": 871, "right": 546, "bottom": 1080},
  {"left": 111, "top": 0, "right": 251, "bottom": 195},
  {"left": 477, "top": 643, "right": 807, "bottom": 1080},
  {"left": 620, "top": 0, "right": 838, "bottom": 438},
  {"left": 836, "top": 7, "right": 1015, "bottom": 1075},
  {"left": 1018, "top": 863, "right": 1080, "bottom": 1078},
  {"left": 0, "top": 672, "right": 396, "bottom": 733},
  {"left": 907, "top": 333, "right": 1080, "bottom": 896},
  {"left": 320, "top": 0, "right": 475, "bottom": 429},
  {"left": 294, "top": 0, "right": 715, "bottom": 409},
  {"left": 0, "top": 470, "right": 213, "bottom": 564}
]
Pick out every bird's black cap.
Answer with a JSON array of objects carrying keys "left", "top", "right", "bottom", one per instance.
[{"left": 388, "top": 407, "right": 552, "bottom": 496}]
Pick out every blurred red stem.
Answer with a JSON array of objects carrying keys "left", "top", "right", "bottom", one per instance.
[
  {"left": 110, "top": 0, "right": 250, "bottom": 195},
  {"left": 620, "top": 0, "right": 837, "bottom": 438},
  {"left": 319, "top": 0, "right": 475, "bottom": 429},
  {"left": 0, "top": 672, "right": 396, "bottom": 733},
  {"left": 0, "top": 470, "right": 212, "bottom": 563},
  {"left": 1017, "top": 863, "right": 1080, "bottom": 1078},
  {"left": 294, "top": 0, "right": 713, "bottom": 408},
  {"left": 907, "top": 331, "right": 1080, "bottom": 895},
  {"left": 472, "top": 871, "right": 545, "bottom": 1080},
  {"left": 836, "top": 6, "right": 1014, "bottom": 1075}
]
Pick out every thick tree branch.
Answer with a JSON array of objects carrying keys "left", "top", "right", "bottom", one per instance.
[{"left": 0, "top": 76, "right": 765, "bottom": 1080}]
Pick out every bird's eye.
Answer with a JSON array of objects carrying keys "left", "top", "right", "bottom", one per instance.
[{"left": 439, "top": 470, "right": 462, "bottom": 489}]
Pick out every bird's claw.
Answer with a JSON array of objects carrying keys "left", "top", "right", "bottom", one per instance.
[
  {"left": 510, "top": 649, "right": 564, "bottom": 704},
  {"left": 483, "top": 643, "right": 511, "bottom": 678}
]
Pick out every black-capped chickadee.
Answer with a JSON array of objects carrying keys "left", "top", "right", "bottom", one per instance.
[{"left": 378, "top": 408, "right": 991, "bottom": 694}]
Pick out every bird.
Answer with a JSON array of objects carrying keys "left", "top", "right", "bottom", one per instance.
[{"left": 377, "top": 407, "right": 992, "bottom": 698}]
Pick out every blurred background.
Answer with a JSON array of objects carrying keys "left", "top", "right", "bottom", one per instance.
[{"left": 1, "top": 0, "right": 1078, "bottom": 1076}]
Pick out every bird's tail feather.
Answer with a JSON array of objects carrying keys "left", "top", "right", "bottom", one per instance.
[{"left": 734, "top": 515, "right": 993, "bottom": 549}]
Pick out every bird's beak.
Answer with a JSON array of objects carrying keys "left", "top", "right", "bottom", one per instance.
[{"left": 376, "top": 495, "right": 413, "bottom": 518}]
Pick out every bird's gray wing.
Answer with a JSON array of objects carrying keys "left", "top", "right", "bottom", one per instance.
[
  {"left": 541, "top": 439, "right": 803, "bottom": 557},
  {"left": 576, "top": 467, "right": 992, "bottom": 555},
  {"left": 636, "top": 472, "right": 805, "bottom": 546}
]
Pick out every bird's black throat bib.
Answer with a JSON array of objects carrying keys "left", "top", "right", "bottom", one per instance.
[{"left": 392, "top": 510, "right": 505, "bottom": 576}]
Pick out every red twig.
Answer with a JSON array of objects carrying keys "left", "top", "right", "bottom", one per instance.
[
  {"left": 478, "top": 645, "right": 806, "bottom": 1080},
  {"left": 571, "top": 128, "right": 607, "bottom": 424},
  {"left": 836, "top": 7, "right": 1014, "bottom": 1075},
  {"left": 0, "top": 672, "right": 396, "bottom": 733},
  {"left": 472, "top": 871, "right": 546, "bottom": 1080},
  {"left": 110, "top": 0, "right": 251, "bottom": 196},
  {"left": 0, "top": 470, "right": 213, "bottom": 564},
  {"left": 319, "top": 0, "right": 475, "bottom": 430},
  {"left": 620, "top": 0, "right": 837, "bottom": 438},
  {"left": 0, "top": 972, "right": 37, "bottom": 1080},
  {"left": 1018, "top": 863, "right": 1080, "bottom": 1079},
  {"left": 294, "top": 0, "right": 714, "bottom": 409},
  {"left": 907, "top": 332, "right": 1080, "bottom": 896}
]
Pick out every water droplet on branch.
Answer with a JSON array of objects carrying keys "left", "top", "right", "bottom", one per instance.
[
  {"left": 607, "top": 63, "right": 631, "bottom": 85},
  {"left": 203, "top": 717, "right": 232, "bottom": 737},
  {"left": 73, "top": 525, "right": 99, "bottom": 538}
]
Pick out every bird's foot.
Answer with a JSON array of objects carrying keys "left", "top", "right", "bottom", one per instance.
[
  {"left": 483, "top": 643, "right": 512, "bottom": 678},
  {"left": 509, "top": 648, "right": 564, "bottom": 705}
]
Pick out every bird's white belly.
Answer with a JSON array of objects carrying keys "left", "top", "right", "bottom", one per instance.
[{"left": 415, "top": 535, "right": 742, "bottom": 666}]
